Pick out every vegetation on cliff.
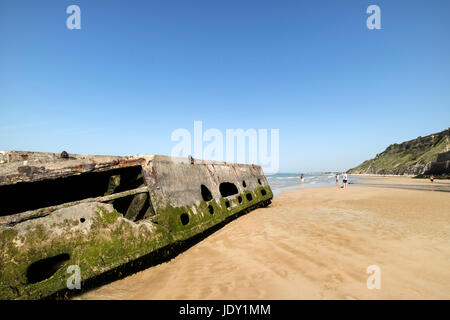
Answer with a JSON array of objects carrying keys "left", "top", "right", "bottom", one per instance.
[{"left": 348, "top": 128, "right": 450, "bottom": 176}]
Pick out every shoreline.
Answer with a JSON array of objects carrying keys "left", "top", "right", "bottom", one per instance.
[
  {"left": 348, "top": 173, "right": 450, "bottom": 179},
  {"left": 271, "top": 175, "right": 450, "bottom": 196},
  {"left": 348, "top": 173, "right": 416, "bottom": 177},
  {"left": 351, "top": 175, "right": 450, "bottom": 193}
]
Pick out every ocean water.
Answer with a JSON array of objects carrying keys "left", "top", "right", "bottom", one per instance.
[{"left": 266, "top": 173, "right": 361, "bottom": 196}]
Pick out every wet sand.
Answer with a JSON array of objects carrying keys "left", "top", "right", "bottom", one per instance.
[
  {"left": 77, "top": 179, "right": 450, "bottom": 300},
  {"left": 354, "top": 175, "right": 450, "bottom": 192}
]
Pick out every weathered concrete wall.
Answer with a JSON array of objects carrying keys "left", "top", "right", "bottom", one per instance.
[
  {"left": 0, "top": 151, "right": 272, "bottom": 299},
  {"left": 426, "top": 151, "right": 450, "bottom": 175},
  {"left": 0, "top": 150, "right": 144, "bottom": 186},
  {"left": 145, "top": 156, "right": 272, "bottom": 241}
]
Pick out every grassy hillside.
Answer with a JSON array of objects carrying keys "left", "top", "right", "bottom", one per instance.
[{"left": 348, "top": 128, "right": 450, "bottom": 176}]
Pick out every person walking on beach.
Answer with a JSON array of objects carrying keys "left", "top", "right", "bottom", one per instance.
[
  {"left": 300, "top": 173, "right": 305, "bottom": 183},
  {"left": 335, "top": 174, "right": 339, "bottom": 186},
  {"left": 430, "top": 175, "right": 434, "bottom": 183},
  {"left": 342, "top": 172, "right": 348, "bottom": 189}
]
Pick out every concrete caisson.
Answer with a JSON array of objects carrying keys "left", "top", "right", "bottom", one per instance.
[{"left": 0, "top": 151, "right": 273, "bottom": 299}]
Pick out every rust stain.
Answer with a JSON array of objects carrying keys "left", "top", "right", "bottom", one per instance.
[
  {"left": 231, "top": 164, "right": 239, "bottom": 177},
  {"left": 118, "top": 158, "right": 145, "bottom": 167},
  {"left": 151, "top": 166, "right": 158, "bottom": 183},
  {"left": 205, "top": 164, "right": 213, "bottom": 176}
]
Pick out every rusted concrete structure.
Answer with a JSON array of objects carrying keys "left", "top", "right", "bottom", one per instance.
[{"left": 0, "top": 151, "right": 273, "bottom": 299}]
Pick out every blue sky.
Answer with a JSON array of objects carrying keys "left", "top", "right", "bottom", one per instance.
[{"left": 1, "top": 0, "right": 449, "bottom": 173}]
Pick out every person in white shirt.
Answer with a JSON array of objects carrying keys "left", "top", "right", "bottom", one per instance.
[{"left": 342, "top": 172, "right": 348, "bottom": 188}]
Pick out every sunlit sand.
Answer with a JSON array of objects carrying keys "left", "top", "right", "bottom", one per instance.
[{"left": 77, "top": 178, "right": 450, "bottom": 300}]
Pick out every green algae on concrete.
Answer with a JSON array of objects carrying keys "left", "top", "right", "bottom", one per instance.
[
  {"left": 0, "top": 153, "right": 273, "bottom": 300},
  {"left": 0, "top": 203, "right": 172, "bottom": 300}
]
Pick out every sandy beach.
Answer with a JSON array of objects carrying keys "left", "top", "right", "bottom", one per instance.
[
  {"left": 77, "top": 177, "right": 450, "bottom": 300},
  {"left": 352, "top": 175, "right": 450, "bottom": 192}
]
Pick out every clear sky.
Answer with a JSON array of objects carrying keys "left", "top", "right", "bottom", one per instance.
[{"left": 1, "top": 0, "right": 449, "bottom": 173}]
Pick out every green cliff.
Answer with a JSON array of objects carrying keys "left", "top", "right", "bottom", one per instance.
[{"left": 348, "top": 128, "right": 450, "bottom": 177}]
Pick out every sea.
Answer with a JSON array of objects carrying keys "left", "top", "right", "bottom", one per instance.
[{"left": 266, "top": 173, "right": 363, "bottom": 196}]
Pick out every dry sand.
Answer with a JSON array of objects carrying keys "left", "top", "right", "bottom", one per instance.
[{"left": 77, "top": 179, "right": 450, "bottom": 300}]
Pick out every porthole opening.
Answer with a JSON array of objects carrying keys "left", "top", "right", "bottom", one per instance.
[
  {"left": 27, "top": 253, "right": 70, "bottom": 284},
  {"left": 225, "top": 201, "right": 230, "bottom": 208},
  {"left": 237, "top": 196, "right": 243, "bottom": 203},
  {"left": 257, "top": 178, "right": 262, "bottom": 185},
  {"left": 201, "top": 185, "right": 213, "bottom": 202},
  {"left": 180, "top": 213, "right": 189, "bottom": 225},
  {"left": 261, "top": 189, "right": 267, "bottom": 196},
  {"left": 219, "top": 182, "right": 238, "bottom": 197},
  {"left": 80, "top": 218, "right": 85, "bottom": 223},
  {"left": 246, "top": 193, "right": 253, "bottom": 201},
  {"left": 208, "top": 205, "right": 214, "bottom": 215},
  {"left": 242, "top": 181, "right": 247, "bottom": 188}
]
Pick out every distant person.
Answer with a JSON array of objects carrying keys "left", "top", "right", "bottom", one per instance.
[
  {"left": 300, "top": 173, "right": 305, "bottom": 184},
  {"left": 335, "top": 174, "right": 339, "bottom": 186},
  {"left": 430, "top": 175, "right": 434, "bottom": 183},
  {"left": 342, "top": 172, "right": 348, "bottom": 188}
]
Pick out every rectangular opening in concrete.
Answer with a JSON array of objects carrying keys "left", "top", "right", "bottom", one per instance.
[{"left": 0, "top": 166, "right": 146, "bottom": 216}]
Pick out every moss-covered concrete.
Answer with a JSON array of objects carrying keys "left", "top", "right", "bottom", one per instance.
[
  {"left": 0, "top": 203, "right": 173, "bottom": 300},
  {"left": 154, "top": 186, "right": 273, "bottom": 242},
  {"left": 0, "top": 153, "right": 274, "bottom": 300},
  {"left": 0, "top": 185, "right": 272, "bottom": 300}
]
